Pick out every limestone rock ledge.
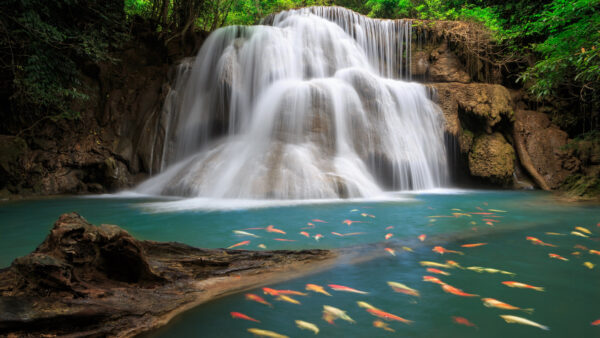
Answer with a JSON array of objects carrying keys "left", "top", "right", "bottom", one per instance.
[{"left": 0, "top": 213, "right": 335, "bottom": 337}]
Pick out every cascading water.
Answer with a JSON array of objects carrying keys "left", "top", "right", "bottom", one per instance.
[{"left": 137, "top": 6, "right": 449, "bottom": 199}]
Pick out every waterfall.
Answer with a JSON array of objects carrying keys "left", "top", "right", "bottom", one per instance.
[{"left": 137, "top": 6, "right": 449, "bottom": 199}]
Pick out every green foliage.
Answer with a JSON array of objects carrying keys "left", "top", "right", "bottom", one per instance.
[{"left": 0, "top": 0, "right": 125, "bottom": 130}]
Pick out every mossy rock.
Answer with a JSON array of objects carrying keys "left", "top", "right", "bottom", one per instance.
[{"left": 468, "top": 132, "right": 515, "bottom": 185}]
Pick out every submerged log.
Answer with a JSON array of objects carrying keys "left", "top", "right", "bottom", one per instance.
[{"left": 0, "top": 213, "right": 335, "bottom": 337}]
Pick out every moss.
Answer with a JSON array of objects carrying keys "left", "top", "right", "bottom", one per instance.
[
  {"left": 561, "top": 174, "right": 600, "bottom": 199},
  {"left": 468, "top": 132, "right": 515, "bottom": 185}
]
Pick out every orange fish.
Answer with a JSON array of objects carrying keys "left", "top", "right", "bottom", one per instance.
[
  {"left": 314, "top": 234, "right": 323, "bottom": 241},
  {"left": 432, "top": 246, "right": 464, "bottom": 255},
  {"left": 471, "top": 212, "right": 494, "bottom": 215},
  {"left": 548, "top": 253, "right": 568, "bottom": 261},
  {"left": 244, "top": 227, "right": 264, "bottom": 230},
  {"left": 482, "top": 298, "right": 533, "bottom": 313},
  {"left": 385, "top": 226, "right": 394, "bottom": 230},
  {"left": 426, "top": 268, "right": 450, "bottom": 276},
  {"left": 228, "top": 240, "right": 250, "bottom": 249},
  {"left": 591, "top": 319, "right": 600, "bottom": 326},
  {"left": 366, "top": 308, "right": 412, "bottom": 324},
  {"left": 266, "top": 225, "right": 286, "bottom": 234},
  {"left": 574, "top": 244, "right": 588, "bottom": 250},
  {"left": 300, "top": 231, "right": 310, "bottom": 237},
  {"left": 446, "top": 260, "right": 463, "bottom": 268},
  {"left": 344, "top": 232, "right": 365, "bottom": 236},
  {"left": 328, "top": 284, "right": 368, "bottom": 294},
  {"left": 306, "top": 283, "right": 331, "bottom": 296},
  {"left": 262, "top": 287, "right": 307, "bottom": 296},
  {"left": 385, "top": 233, "right": 394, "bottom": 240},
  {"left": 343, "top": 220, "right": 362, "bottom": 225},
  {"left": 274, "top": 238, "right": 296, "bottom": 242},
  {"left": 452, "top": 316, "right": 477, "bottom": 328},
  {"left": 322, "top": 312, "right": 336, "bottom": 325},
  {"left": 423, "top": 275, "right": 446, "bottom": 285},
  {"left": 231, "top": 312, "right": 260, "bottom": 322},
  {"left": 418, "top": 234, "right": 426, "bottom": 242},
  {"left": 442, "top": 284, "right": 478, "bottom": 297},
  {"left": 482, "top": 219, "right": 500, "bottom": 222},
  {"left": 245, "top": 293, "right": 272, "bottom": 307},
  {"left": 526, "top": 236, "right": 556, "bottom": 247},
  {"left": 312, "top": 219, "right": 327, "bottom": 223},
  {"left": 461, "top": 243, "right": 487, "bottom": 248},
  {"left": 331, "top": 232, "right": 344, "bottom": 237},
  {"left": 476, "top": 206, "right": 484, "bottom": 211},
  {"left": 306, "top": 222, "right": 315, "bottom": 228},
  {"left": 373, "top": 319, "right": 395, "bottom": 332},
  {"left": 590, "top": 250, "right": 600, "bottom": 255},
  {"left": 502, "top": 281, "right": 544, "bottom": 292},
  {"left": 385, "top": 248, "right": 396, "bottom": 256}
]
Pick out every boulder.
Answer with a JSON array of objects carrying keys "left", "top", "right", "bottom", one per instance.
[{"left": 468, "top": 132, "right": 515, "bottom": 185}]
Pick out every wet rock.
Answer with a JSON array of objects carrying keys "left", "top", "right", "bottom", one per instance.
[
  {"left": 428, "top": 42, "right": 471, "bottom": 83},
  {"left": 468, "top": 132, "right": 515, "bottom": 185},
  {"left": 514, "top": 110, "right": 579, "bottom": 189},
  {"left": 0, "top": 213, "right": 335, "bottom": 337}
]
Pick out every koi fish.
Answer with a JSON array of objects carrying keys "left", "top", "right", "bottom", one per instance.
[
  {"left": 442, "top": 284, "right": 478, "bottom": 297},
  {"left": 575, "top": 244, "right": 589, "bottom": 250},
  {"left": 526, "top": 237, "right": 557, "bottom": 247},
  {"left": 385, "top": 248, "right": 396, "bottom": 256},
  {"left": 361, "top": 213, "right": 368, "bottom": 217},
  {"left": 590, "top": 250, "right": 600, "bottom": 255},
  {"left": 583, "top": 262, "right": 595, "bottom": 269},
  {"left": 331, "top": 232, "right": 344, "bottom": 237},
  {"left": 323, "top": 305, "right": 355, "bottom": 323},
  {"left": 245, "top": 293, "right": 272, "bottom": 307},
  {"left": 427, "top": 268, "right": 450, "bottom": 275},
  {"left": 433, "top": 246, "right": 464, "bottom": 255},
  {"left": 502, "top": 281, "right": 544, "bottom": 291},
  {"left": 420, "top": 261, "right": 452, "bottom": 269},
  {"left": 357, "top": 301, "right": 378, "bottom": 310},
  {"left": 385, "top": 233, "right": 393, "bottom": 240},
  {"left": 366, "top": 308, "right": 412, "bottom": 324},
  {"left": 373, "top": 319, "right": 395, "bottom": 332},
  {"left": 258, "top": 244, "right": 267, "bottom": 249},
  {"left": 385, "top": 226, "right": 394, "bottom": 230},
  {"left": 545, "top": 232, "right": 565, "bottom": 236},
  {"left": 265, "top": 225, "right": 286, "bottom": 234},
  {"left": 452, "top": 316, "right": 477, "bottom": 328},
  {"left": 344, "top": 232, "right": 365, "bottom": 236},
  {"left": 343, "top": 220, "right": 362, "bottom": 225},
  {"left": 488, "top": 209, "right": 507, "bottom": 212},
  {"left": 262, "top": 288, "right": 307, "bottom": 297},
  {"left": 274, "top": 238, "right": 296, "bottom": 242},
  {"left": 306, "top": 284, "right": 331, "bottom": 296},
  {"left": 295, "top": 320, "right": 319, "bottom": 334},
  {"left": 328, "top": 284, "right": 368, "bottom": 294},
  {"left": 228, "top": 240, "right": 250, "bottom": 249},
  {"left": 572, "top": 251, "right": 581, "bottom": 255},
  {"left": 446, "top": 260, "right": 464, "bottom": 269},
  {"left": 483, "top": 219, "right": 500, "bottom": 222},
  {"left": 461, "top": 243, "right": 487, "bottom": 248},
  {"left": 245, "top": 227, "right": 265, "bottom": 230},
  {"left": 418, "top": 234, "right": 426, "bottom": 242},
  {"left": 233, "top": 230, "right": 260, "bottom": 238},
  {"left": 322, "top": 312, "right": 336, "bottom": 325},
  {"left": 571, "top": 231, "right": 589, "bottom": 238},
  {"left": 402, "top": 246, "right": 413, "bottom": 252},
  {"left": 314, "top": 234, "right": 323, "bottom": 241},
  {"left": 350, "top": 209, "right": 359, "bottom": 212},
  {"left": 482, "top": 298, "right": 533, "bottom": 314},
  {"left": 470, "top": 212, "right": 494, "bottom": 215},
  {"left": 231, "top": 312, "right": 260, "bottom": 322},
  {"left": 451, "top": 208, "right": 462, "bottom": 211},
  {"left": 575, "top": 226, "right": 592, "bottom": 234},
  {"left": 276, "top": 295, "right": 301, "bottom": 305},
  {"left": 466, "top": 266, "right": 515, "bottom": 276},
  {"left": 387, "top": 281, "right": 420, "bottom": 297},
  {"left": 312, "top": 219, "right": 327, "bottom": 223},
  {"left": 591, "top": 319, "right": 600, "bottom": 326},
  {"left": 247, "top": 328, "right": 289, "bottom": 338},
  {"left": 422, "top": 275, "right": 446, "bottom": 285},
  {"left": 499, "top": 315, "right": 549, "bottom": 330},
  {"left": 549, "top": 253, "right": 568, "bottom": 261},
  {"left": 306, "top": 223, "right": 315, "bottom": 227},
  {"left": 300, "top": 231, "right": 310, "bottom": 237}
]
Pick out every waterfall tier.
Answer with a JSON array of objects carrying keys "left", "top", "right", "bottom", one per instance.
[{"left": 137, "top": 6, "right": 449, "bottom": 199}]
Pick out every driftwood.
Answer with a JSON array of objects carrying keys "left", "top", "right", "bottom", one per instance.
[{"left": 0, "top": 213, "right": 335, "bottom": 337}]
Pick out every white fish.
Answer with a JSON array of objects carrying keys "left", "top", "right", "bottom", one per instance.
[
  {"left": 571, "top": 231, "right": 589, "bottom": 238},
  {"left": 323, "top": 305, "right": 355, "bottom": 323},
  {"left": 247, "top": 328, "right": 289, "bottom": 338},
  {"left": 233, "top": 230, "right": 260, "bottom": 238},
  {"left": 500, "top": 315, "right": 549, "bottom": 330},
  {"left": 295, "top": 320, "right": 319, "bottom": 334}
]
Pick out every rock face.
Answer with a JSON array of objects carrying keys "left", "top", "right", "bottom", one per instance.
[
  {"left": 0, "top": 213, "right": 334, "bottom": 337},
  {"left": 514, "top": 110, "right": 579, "bottom": 189},
  {"left": 468, "top": 132, "right": 515, "bottom": 185}
]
